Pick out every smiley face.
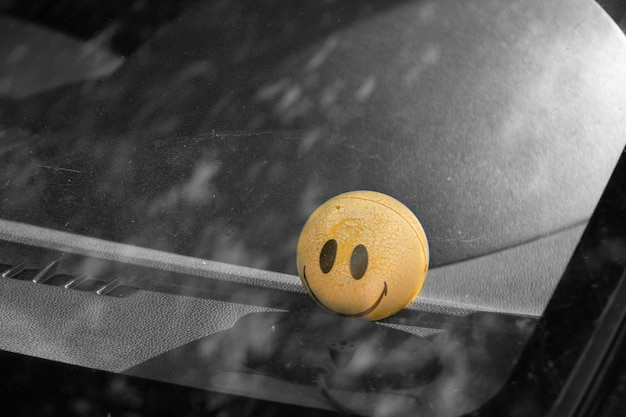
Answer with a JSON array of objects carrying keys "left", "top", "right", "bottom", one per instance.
[{"left": 296, "top": 191, "right": 429, "bottom": 321}]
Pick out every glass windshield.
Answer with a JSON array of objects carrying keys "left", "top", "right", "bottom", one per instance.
[{"left": 2, "top": 0, "right": 626, "bottom": 416}]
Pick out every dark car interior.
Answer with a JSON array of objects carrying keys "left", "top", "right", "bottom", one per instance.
[{"left": 2, "top": 0, "right": 626, "bottom": 416}]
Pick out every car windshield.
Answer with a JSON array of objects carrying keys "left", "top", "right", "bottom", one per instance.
[{"left": 2, "top": 0, "right": 626, "bottom": 416}]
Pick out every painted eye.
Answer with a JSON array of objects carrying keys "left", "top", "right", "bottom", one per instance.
[
  {"left": 319, "top": 239, "right": 337, "bottom": 273},
  {"left": 350, "top": 244, "right": 368, "bottom": 280}
]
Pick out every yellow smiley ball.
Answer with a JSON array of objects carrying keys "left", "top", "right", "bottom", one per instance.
[{"left": 296, "top": 190, "right": 429, "bottom": 321}]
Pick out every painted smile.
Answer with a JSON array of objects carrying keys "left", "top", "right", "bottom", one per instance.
[{"left": 301, "top": 266, "right": 388, "bottom": 318}]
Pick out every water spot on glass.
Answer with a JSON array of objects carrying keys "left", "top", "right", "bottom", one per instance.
[
  {"left": 418, "top": 2, "right": 437, "bottom": 22},
  {"left": 298, "top": 128, "right": 322, "bottom": 154},
  {"left": 306, "top": 36, "right": 339, "bottom": 71},
  {"left": 255, "top": 78, "right": 290, "bottom": 101},
  {"left": 355, "top": 76, "right": 376, "bottom": 101},
  {"left": 277, "top": 85, "right": 302, "bottom": 112}
]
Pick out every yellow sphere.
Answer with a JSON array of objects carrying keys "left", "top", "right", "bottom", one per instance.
[{"left": 296, "top": 191, "right": 429, "bottom": 321}]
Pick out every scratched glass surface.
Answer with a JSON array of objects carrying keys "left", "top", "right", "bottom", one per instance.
[{"left": 1, "top": 0, "right": 626, "bottom": 416}]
